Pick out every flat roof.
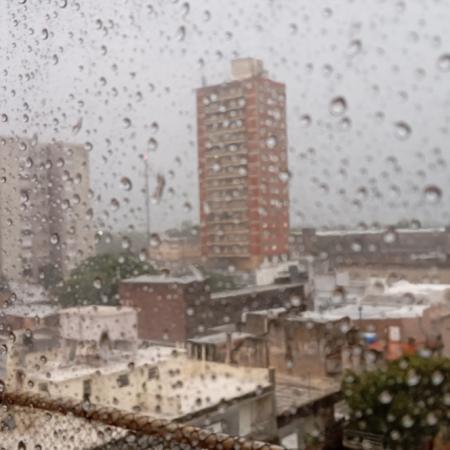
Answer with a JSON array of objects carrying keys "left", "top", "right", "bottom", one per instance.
[
  {"left": 188, "top": 331, "right": 253, "bottom": 345},
  {"left": 172, "top": 369, "right": 270, "bottom": 418},
  {"left": 122, "top": 274, "right": 203, "bottom": 284},
  {"left": 30, "top": 345, "right": 178, "bottom": 382},
  {"left": 311, "top": 227, "right": 447, "bottom": 237},
  {"left": 211, "top": 282, "right": 304, "bottom": 300},
  {"left": 385, "top": 280, "right": 450, "bottom": 296},
  {"left": 303, "top": 303, "right": 429, "bottom": 321},
  {"left": 3, "top": 304, "right": 58, "bottom": 318},
  {"left": 275, "top": 375, "right": 340, "bottom": 415},
  {"left": 60, "top": 305, "right": 136, "bottom": 315}
]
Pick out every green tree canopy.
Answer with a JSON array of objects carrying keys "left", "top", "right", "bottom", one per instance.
[
  {"left": 57, "top": 253, "right": 158, "bottom": 307},
  {"left": 343, "top": 355, "right": 450, "bottom": 450}
]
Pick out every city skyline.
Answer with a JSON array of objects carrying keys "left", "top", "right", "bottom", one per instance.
[{"left": 2, "top": 0, "right": 450, "bottom": 236}]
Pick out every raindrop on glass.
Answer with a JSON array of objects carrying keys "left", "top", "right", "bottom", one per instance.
[{"left": 329, "top": 97, "right": 347, "bottom": 116}]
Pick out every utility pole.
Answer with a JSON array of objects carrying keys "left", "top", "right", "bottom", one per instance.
[{"left": 143, "top": 153, "right": 151, "bottom": 259}]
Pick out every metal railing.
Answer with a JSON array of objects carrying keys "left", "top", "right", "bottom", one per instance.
[
  {"left": 343, "top": 428, "right": 385, "bottom": 450},
  {"left": 0, "top": 391, "right": 284, "bottom": 450}
]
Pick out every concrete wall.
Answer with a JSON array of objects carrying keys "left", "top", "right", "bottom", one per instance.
[{"left": 59, "top": 306, "right": 138, "bottom": 342}]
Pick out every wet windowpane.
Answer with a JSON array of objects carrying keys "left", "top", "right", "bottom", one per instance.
[{"left": 1, "top": 1, "right": 450, "bottom": 449}]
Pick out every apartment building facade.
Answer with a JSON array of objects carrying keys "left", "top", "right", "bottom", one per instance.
[
  {"left": 0, "top": 136, "right": 94, "bottom": 282},
  {"left": 197, "top": 58, "right": 290, "bottom": 270}
]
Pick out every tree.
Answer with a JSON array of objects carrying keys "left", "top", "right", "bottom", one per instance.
[
  {"left": 343, "top": 356, "right": 450, "bottom": 450},
  {"left": 56, "top": 254, "right": 158, "bottom": 307},
  {"left": 204, "top": 271, "right": 238, "bottom": 292},
  {"left": 37, "top": 263, "right": 63, "bottom": 291}
]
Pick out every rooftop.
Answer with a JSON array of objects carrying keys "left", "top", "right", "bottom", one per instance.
[
  {"left": 60, "top": 305, "right": 137, "bottom": 316},
  {"left": 122, "top": 274, "right": 204, "bottom": 284},
  {"left": 30, "top": 345, "right": 177, "bottom": 382},
  {"left": 314, "top": 227, "right": 447, "bottom": 237},
  {"left": 2, "top": 303, "right": 58, "bottom": 318},
  {"left": 384, "top": 280, "right": 450, "bottom": 296},
  {"left": 211, "top": 282, "right": 304, "bottom": 300},
  {"left": 188, "top": 331, "right": 253, "bottom": 345},
  {"left": 303, "top": 303, "right": 429, "bottom": 321},
  {"left": 275, "top": 375, "right": 340, "bottom": 416}
]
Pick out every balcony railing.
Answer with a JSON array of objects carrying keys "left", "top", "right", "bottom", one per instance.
[{"left": 0, "top": 391, "right": 283, "bottom": 450}]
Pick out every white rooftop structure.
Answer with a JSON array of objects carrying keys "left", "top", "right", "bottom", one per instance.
[
  {"left": 123, "top": 274, "right": 204, "bottom": 284},
  {"left": 59, "top": 305, "right": 138, "bottom": 342},
  {"left": 303, "top": 303, "right": 429, "bottom": 322},
  {"left": 29, "top": 345, "right": 176, "bottom": 382},
  {"left": 315, "top": 227, "right": 446, "bottom": 237},
  {"left": 7, "top": 282, "right": 50, "bottom": 304},
  {"left": 364, "top": 279, "right": 450, "bottom": 305}
]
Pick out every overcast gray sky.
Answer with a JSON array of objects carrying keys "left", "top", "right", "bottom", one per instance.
[{"left": 2, "top": 0, "right": 450, "bottom": 234}]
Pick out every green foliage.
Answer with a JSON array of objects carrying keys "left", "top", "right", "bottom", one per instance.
[
  {"left": 57, "top": 253, "right": 157, "bottom": 307},
  {"left": 37, "top": 263, "right": 63, "bottom": 291},
  {"left": 343, "top": 355, "right": 450, "bottom": 450},
  {"left": 204, "top": 271, "right": 239, "bottom": 293}
]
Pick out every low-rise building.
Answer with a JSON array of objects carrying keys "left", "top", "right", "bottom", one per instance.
[
  {"left": 120, "top": 274, "right": 307, "bottom": 343},
  {"left": 5, "top": 305, "right": 278, "bottom": 443}
]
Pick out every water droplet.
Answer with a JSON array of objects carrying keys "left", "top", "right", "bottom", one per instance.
[
  {"left": 72, "top": 117, "right": 83, "bottom": 135},
  {"left": 148, "top": 137, "right": 158, "bottom": 151},
  {"left": 289, "top": 23, "right": 298, "bottom": 35},
  {"left": 203, "top": 10, "right": 211, "bottom": 21},
  {"left": 20, "top": 191, "right": 29, "bottom": 203},
  {"left": 266, "top": 136, "right": 277, "bottom": 149},
  {"left": 379, "top": 390, "right": 392, "bottom": 404},
  {"left": 93, "top": 278, "right": 102, "bottom": 289},
  {"left": 351, "top": 241, "right": 362, "bottom": 252},
  {"left": 437, "top": 54, "right": 450, "bottom": 72},
  {"left": 339, "top": 117, "right": 351, "bottom": 131},
  {"left": 181, "top": 1, "right": 190, "bottom": 18},
  {"left": 431, "top": 370, "right": 444, "bottom": 385},
  {"left": 42, "top": 28, "right": 49, "bottom": 40},
  {"left": 394, "top": 121, "right": 411, "bottom": 140},
  {"left": 150, "top": 233, "right": 161, "bottom": 248},
  {"left": 401, "top": 415, "right": 414, "bottom": 428},
  {"left": 300, "top": 115, "right": 311, "bottom": 127},
  {"left": 406, "top": 370, "right": 420, "bottom": 386},
  {"left": 120, "top": 177, "right": 132, "bottom": 191},
  {"left": 150, "top": 122, "right": 159, "bottom": 134},
  {"left": 279, "top": 171, "right": 291, "bottom": 183},
  {"left": 426, "top": 412, "right": 438, "bottom": 426},
  {"left": 183, "top": 202, "right": 192, "bottom": 213},
  {"left": 175, "top": 25, "right": 186, "bottom": 42},
  {"left": 383, "top": 228, "right": 398, "bottom": 244},
  {"left": 50, "top": 233, "right": 60, "bottom": 245},
  {"left": 424, "top": 185, "right": 442, "bottom": 204},
  {"left": 329, "top": 96, "right": 347, "bottom": 116},
  {"left": 59, "top": 0, "right": 68, "bottom": 7},
  {"left": 138, "top": 249, "right": 147, "bottom": 261},
  {"left": 347, "top": 39, "right": 362, "bottom": 56},
  {"left": 110, "top": 198, "right": 120, "bottom": 211},
  {"left": 1, "top": 113, "right": 8, "bottom": 122},
  {"left": 123, "top": 117, "right": 132, "bottom": 129}
]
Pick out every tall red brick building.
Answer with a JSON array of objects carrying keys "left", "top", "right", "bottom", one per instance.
[{"left": 197, "top": 58, "right": 290, "bottom": 270}]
